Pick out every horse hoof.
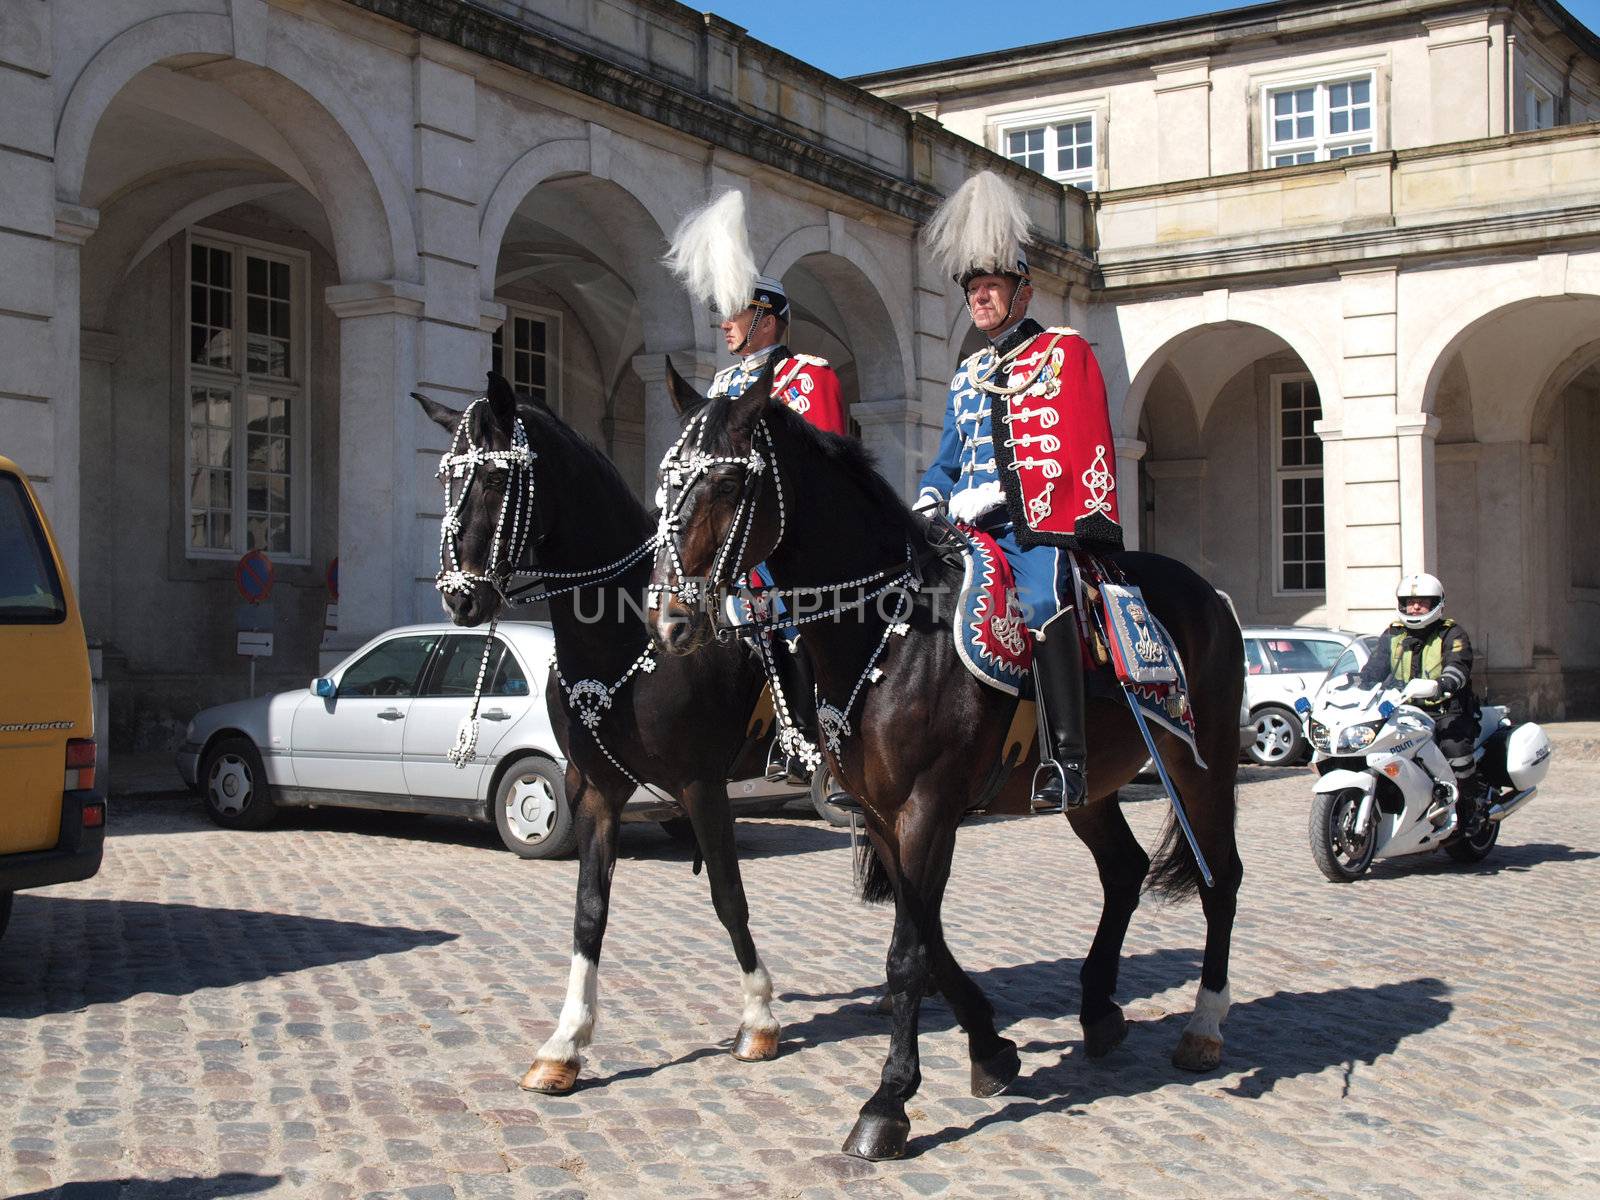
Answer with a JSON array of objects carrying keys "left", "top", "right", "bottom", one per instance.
[
  {"left": 842, "top": 1112, "right": 911, "bottom": 1161},
  {"left": 520, "top": 1058, "right": 579, "bottom": 1093},
  {"left": 970, "top": 1039, "right": 1021, "bottom": 1097},
  {"left": 732, "top": 1024, "right": 780, "bottom": 1062},
  {"left": 1171, "top": 1032, "right": 1223, "bottom": 1073},
  {"left": 1083, "top": 1008, "right": 1129, "bottom": 1058}
]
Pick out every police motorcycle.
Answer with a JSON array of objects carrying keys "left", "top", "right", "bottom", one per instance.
[{"left": 1295, "top": 678, "right": 1552, "bottom": 881}]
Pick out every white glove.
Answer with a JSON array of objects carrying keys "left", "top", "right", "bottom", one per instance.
[
  {"left": 912, "top": 490, "right": 943, "bottom": 515},
  {"left": 1401, "top": 678, "right": 1441, "bottom": 702}
]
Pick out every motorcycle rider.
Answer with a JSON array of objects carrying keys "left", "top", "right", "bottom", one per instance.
[{"left": 1356, "top": 572, "right": 1484, "bottom": 829}]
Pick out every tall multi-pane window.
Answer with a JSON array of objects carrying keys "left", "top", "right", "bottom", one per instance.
[
  {"left": 490, "top": 307, "right": 560, "bottom": 411},
  {"left": 186, "top": 234, "right": 304, "bottom": 559},
  {"left": 1265, "top": 76, "right": 1374, "bottom": 166},
  {"left": 1002, "top": 116, "right": 1096, "bottom": 190},
  {"left": 1275, "top": 377, "right": 1325, "bottom": 593}
]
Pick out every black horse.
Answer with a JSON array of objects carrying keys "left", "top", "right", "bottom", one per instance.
[
  {"left": 647, "top": 369, "right": 1245, "bottom": 1160},
  {"left": 414, "top": 373, "right": 785, "bottom": 1094}
]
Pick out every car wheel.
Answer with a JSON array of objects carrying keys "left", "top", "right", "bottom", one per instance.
[
  {"left": 0, "top": 891, "right": 12, "bottom": 942},
  {"left": 1248, "top": 705, "right": 1307, "bottom": 766},
  {"left": 493, "top": 756, "right": 576, "bottom": 859},
  {"left": 201, "top": 736, "right": 278, "bottom": 830}
]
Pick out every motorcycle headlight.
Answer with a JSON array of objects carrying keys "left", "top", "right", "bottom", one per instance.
[
  {"left": 1307, "top": 718, "right": 1331, "bottom": 753},
  {"left": 1337, "top": 723, "right": 1379, "bottom": 752}
]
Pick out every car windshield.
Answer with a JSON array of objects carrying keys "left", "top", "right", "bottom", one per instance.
[{"left": 0, "top": 473, "right": 67, "bottom": 624}]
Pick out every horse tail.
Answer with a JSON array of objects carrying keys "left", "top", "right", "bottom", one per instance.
[
  {"left": 1145, "top": 817, "right": 1203, "bottom": 900},
  {"left": 854, "top": 833, "right": 895, "bottom": 905}
]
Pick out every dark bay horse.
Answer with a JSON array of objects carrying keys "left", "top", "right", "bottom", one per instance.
[
  {"left": 414, "top": 374, "right": 784, "bottom": 1093},
  {"left": 647, "top": 371, "right": 1245, "bottom": 1160}
]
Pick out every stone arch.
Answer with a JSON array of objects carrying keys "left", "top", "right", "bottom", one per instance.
[
  {"left": 1402, "top": 255, "right": 1600, "bottom": 419},
  {"left": 1120, "top": 295, "right": 1341, "bottom": 438},
  {"left": 55, "top": 11, "right": 413, "bottom": 282},
  {"left": 763, "top": 223, "right": 913, "bottom": 402}
]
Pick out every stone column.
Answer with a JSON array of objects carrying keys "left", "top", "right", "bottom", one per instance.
[
  {"left": 48, "top": 205, "right": 98, "bottom": 588},
  {"left": 77, "top": 328, "right": 123, "bottom": 636},
  {"left": 1334, "top": 267, "right": 1402, "bottom": 631},
  {"left": 1114, "top": 436, "right": 1147, "bottom": 550},
  {"left": 633, "top": 350, "right": 718, "bottom": 492},
  {"left": 1395, "top": 413, "right": 1440, "bottom": 574},
  {"left": 323, "top": 281, "right": 424, "bottom": 664},
  {"left": 854, "top": 399, "right": 922, "bottom": 500}
]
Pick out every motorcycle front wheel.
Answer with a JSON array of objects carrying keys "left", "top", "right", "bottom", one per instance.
[{"left": 1310, "top": 787, "right": 1376, "bottom": 882}]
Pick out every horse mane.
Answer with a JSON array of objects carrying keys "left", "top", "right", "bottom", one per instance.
[
  {"left": 522, "top": 401, "right": 650, "bottom": 528},
  {"left": 692, "top": 393, "right": 929, "bottom": 555}
]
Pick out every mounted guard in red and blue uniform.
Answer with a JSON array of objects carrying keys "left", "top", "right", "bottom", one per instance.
[
  {"left": 916, "top": 171, "right": 1124, "bottom": 811},
  {"left": 665, "top": 190, "right": 848, "bottom": 782}
]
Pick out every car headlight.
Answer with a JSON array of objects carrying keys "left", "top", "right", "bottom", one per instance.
[
  {"left": 1308, "top": 718, "right": 1331, "bottom": 753},
  {"left": 1336, "top": 723, "right": 1379, "bottom": 752}
]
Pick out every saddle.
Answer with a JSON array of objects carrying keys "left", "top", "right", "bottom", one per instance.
[{"left": 942, "top": 522, "right": 1205, "bottom": 769}]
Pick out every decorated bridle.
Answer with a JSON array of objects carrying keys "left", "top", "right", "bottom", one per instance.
[
  {"left": 433, "top": 396, "right": 657, "bottom": 767},
  {"left": 649, "top": 410, "right": 786, "bottom": 619},
  {"left": 648, "top": 405, "right": 922, "bottom": 782}
]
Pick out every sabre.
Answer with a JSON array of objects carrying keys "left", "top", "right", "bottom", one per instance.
[{"left": 1120, "top": 684, "right": 1214, "bottom": 889}]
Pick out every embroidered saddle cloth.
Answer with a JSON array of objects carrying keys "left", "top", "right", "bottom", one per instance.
[
  {"left": 1097, "top": 581, "right": 1205, "bottom": 769},
  {"left": 951, "top": 525, "right": 1033, "bottom": 696}
]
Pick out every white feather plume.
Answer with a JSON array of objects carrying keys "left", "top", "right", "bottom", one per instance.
[
  {"left": 664, "top": 189, "right": 757, "bottom": 318},
  {"left": 923, "top": 170, "right": 1031, "bottom": 281}
]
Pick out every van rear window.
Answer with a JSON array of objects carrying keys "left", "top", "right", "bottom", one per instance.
[{"left": 0, "top": 473, "right": 67, "bottom": 624}]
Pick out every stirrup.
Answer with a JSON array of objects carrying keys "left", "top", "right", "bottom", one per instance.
[
  {"left": 763, "top": 738, "right": 787, "bottom": 783},
  {"left": 1031, "top": 759, "right": 1085, "bottom": 813}
]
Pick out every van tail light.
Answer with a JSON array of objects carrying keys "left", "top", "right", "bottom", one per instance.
[
  {"left": 65, "top": 738, "right": 96, "bottom": 792},
  {"left": 81, "top": 801, "right": 105, "bottom": 829}
]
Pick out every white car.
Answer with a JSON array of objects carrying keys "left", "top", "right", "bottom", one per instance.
[
  {"left": 1241, "top": 625, "right": 1363, "bottom": 765},
  {"left": 178, "top": 622, "right": 579, "bottom": 857}
]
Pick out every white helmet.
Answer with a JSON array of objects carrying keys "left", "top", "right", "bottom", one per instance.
[{"left": 1396, "top": 572, "right": 1444, "bottom": 629}]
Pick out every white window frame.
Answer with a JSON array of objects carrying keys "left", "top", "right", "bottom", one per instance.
[
  {"left": 183, "top": 229, "right": 311, "bottom": 564},
  {"left": 491, "top": 302, "right": 563, "bottom": 415},
  {"left": 1271, "top": 373, "right": 1325, "bottom": 596},
  {"left": 1261, "top": 71, "right": 1377, "bottom": 167},
  {"left": 1519, "top": 75, "right": 1557, "bottom": 131},
  {"left": 992, "top": 106, "right": 1100, "bottom": 191}
]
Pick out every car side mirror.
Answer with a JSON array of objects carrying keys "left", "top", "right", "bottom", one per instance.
[
  {"left": 311, "top": 677, "right": 336, "bottom": 698},
  {"left": 1293, "top": 697, "right": 1311, "bottom": 715}
]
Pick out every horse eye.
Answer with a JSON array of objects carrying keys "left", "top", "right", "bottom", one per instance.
[{"left": 711, "top": 478, "right": 739, "bottom": 500}]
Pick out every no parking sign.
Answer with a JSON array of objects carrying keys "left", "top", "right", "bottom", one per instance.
[{"left": 235, "top": 549, "right": 275, "bottom": 604}]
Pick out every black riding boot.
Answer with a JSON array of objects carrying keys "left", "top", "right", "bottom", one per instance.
[
  {"left": 1031, "top": 613, "right": 1088, "bottom": 812},
  {"left": 767, "top": 636, "right": 820, "bottom": 784}
]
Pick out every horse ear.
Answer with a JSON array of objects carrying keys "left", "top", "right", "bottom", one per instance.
[
  {"left": 412, "top": 392, "right": 463, "bottom": 433},
  {"left": 727, "top": 355, "right": 778, "bottom": 439},
  {"left": 665, "top": 356, "right": 707, "bottom": 418},
  {"left": 485, "top": 371, "right": 518, "bottom": 431}
]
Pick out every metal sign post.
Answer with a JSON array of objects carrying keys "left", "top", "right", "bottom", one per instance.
[{"left": 235, "top": 551, "right": 275, "bottom": 698}]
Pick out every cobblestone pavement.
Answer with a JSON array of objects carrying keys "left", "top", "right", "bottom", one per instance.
[{"left": 3, "top": 761, "right": 1598, "bottom": 1200}]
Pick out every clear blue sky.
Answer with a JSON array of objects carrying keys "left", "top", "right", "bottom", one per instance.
[{"left": 704, "top": 0, "right": 1600, "bottom": 78}]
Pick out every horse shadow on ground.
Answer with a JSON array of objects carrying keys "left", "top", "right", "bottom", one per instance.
[
  {"left": 777, "top": 946, "right": 1206, "bottom": 1053},
  {"left": 10, "top": 1173, "right": 279, "bottom": 1199},
  {"left": 0, "top": 897, "right": 455, "bottom": 1018},
  {"left": 1367, "top": 841, "right": 1598, "bottom": 879},
  {"left": 904, "top": 975, "right": 1453, "bottom": 1157}
]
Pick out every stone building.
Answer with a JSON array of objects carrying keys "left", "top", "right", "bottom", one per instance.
[
  {"left": 3, "top": 0, "right": 1597, "bottom": 749},
  {"left": 859, "top": 0, "right": 1600, "bottom": 715},
  {"left": 0, "top": 0, "right": 1086, "bottom": 747}
]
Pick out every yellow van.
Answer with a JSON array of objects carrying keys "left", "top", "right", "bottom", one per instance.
[{"left": 0, "top": 454, "right": 104, "bottom": 941}]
